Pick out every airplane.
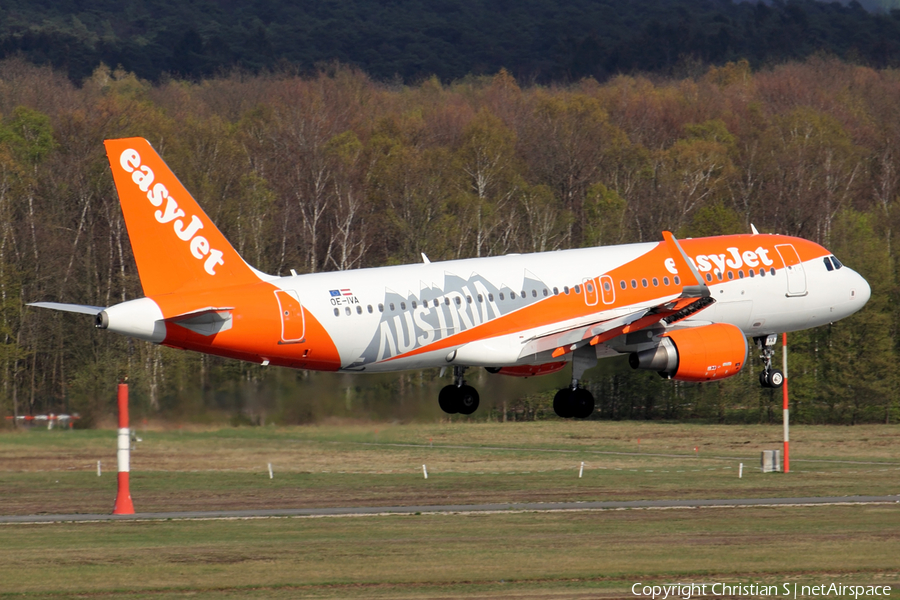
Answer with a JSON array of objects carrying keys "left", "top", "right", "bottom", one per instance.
[{"left": 30, "top": 137, "right": 871, "bottom": 418}]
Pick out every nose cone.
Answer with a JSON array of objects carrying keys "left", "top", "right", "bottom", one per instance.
[{"left": 849, "top": 269, "right": 871, "bottom": 313}]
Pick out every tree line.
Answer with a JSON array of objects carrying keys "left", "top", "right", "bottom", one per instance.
[
  {"left": 2, "top": 0, "right": 900, "bottom": 85},
  {"left": 0, "top": 56, "right": 897, "bottom": 426}
]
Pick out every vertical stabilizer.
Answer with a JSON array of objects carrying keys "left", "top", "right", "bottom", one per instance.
[{"left": 104, "top": 137, "right": 261, "bottom": 296}]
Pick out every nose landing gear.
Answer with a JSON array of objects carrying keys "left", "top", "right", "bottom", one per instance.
[
  {"left": 755, "top": 334, "right": 784, "bottom": 389},
  {"left": 439, "top": 366, "right": 480, "bottom": 415}
]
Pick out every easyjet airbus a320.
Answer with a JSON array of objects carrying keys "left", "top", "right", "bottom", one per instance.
[{"left": 32, "top": 138, "right": 871, "bottom": 418}]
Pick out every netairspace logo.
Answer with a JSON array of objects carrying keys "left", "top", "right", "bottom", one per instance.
[{"left": 631, "top": 582, "right": 892, "bottom": 599}]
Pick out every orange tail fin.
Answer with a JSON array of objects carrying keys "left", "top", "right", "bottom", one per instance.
[{"left": 104, "top": 137, "right": 262, "bottom": 297}]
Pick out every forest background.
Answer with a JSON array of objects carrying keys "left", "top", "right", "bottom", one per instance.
[{"left": 1, "top": 1, "right": 900, "bottom": 427}]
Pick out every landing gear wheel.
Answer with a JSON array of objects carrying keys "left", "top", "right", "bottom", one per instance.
[
  {"left": 439, "top": 385, "right": 460, "bottom": 414},
  {"left": 457, "top": 385, "right": 480, "bottom": 415},
  {"left": 759, "top": 370, "right": 769, "bottom": 388},
  {"left": 572, "top": 388, "right": 595, "bottom": 419},
  {"left": 766, "top": 369, "right": 784, "bottom": 388},
  {"left": 553, "top": 388, "right": 574, "bottom": 418}
]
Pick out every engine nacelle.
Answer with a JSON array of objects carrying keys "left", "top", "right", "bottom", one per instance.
[
  {"left": 628, "top": 323, "right": 748, "bottom": 382},
  {"left": 485, "top": 361, "right": 568, "bottom": 378}
]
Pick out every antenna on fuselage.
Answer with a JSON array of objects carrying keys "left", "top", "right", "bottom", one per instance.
[
  {"left": 750, "top": 223, "right": 760, "bottom": 235},
  {"left": 421, "top": 253, "right": 431, "bottom": 264}
]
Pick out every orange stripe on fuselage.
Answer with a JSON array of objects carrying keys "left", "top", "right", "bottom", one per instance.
[
  {"left": 152, "top": 281, "right": 341, "bottom": 371},
  {"left": 381, "top": 234, "right": 828, "bottom": 364}
]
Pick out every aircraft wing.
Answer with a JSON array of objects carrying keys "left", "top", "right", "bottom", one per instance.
[{"left": 519, "top": 231, "right": 714, "bottom": 360}]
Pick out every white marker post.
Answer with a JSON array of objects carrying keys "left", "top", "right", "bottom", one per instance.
[
  {"left": 579, "top": 462, "right": 584, "bottom": 478},
  {"left": 739, "top": 463, "right": 743, "bottom": 479},
  {"left": 268, "top": 463, "right": 273, "bottom": 479},
  {"left": 113, "top": 382, "right": 135, "bottom": 515},
  {"left": 783, "top": 332, "right": 790, "bottom": 473},
  {"left": 422, "top": 464, "right": 428, "bottom": 479},
  {"left": 97, "top": 460, "right": 101, "bottom": 477}
]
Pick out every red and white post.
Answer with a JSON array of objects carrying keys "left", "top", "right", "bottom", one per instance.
[
  {"left": 113, "top": 382, "right": 135, "bottom": 514},
  {"left": 782, "top": 333, "right": 790, "bottom": 473}
]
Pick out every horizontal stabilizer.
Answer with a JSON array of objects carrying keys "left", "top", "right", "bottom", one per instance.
[
  {"left": 164, "top": 307, "right": 234, "bottom": 336},
  {"left": 28, "top": 302, "right": 105, "bottom": 315}
]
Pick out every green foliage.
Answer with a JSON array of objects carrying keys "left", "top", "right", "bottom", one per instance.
[{"left": 0, "top": 57, "right": 898, "bottom": 425}]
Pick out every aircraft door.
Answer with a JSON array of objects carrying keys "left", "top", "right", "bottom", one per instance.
[
  {"left": 600, "top": 275, "right": 615, "bottom": 304},
  {"left": 275, "top": 290, "right": 306, "bottom": 343},
  {"left": 775, "top": 244, "right": 807, "bottom": 297},
  {"left": 583, "top": 277, "right": 598, "bottom": 306}
]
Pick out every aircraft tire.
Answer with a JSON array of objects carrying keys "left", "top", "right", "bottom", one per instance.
[
  {"left": 458, "top": 385, "right": 480, "bottom": 415},
  {"left": 439, "top": 385, "right": 461, "bottom": 414},
  {"left": 573, "top": 388, "right": 595, "bottom": 419},
  {"left": 759, "top": 370, "right": 770, "bottom": 388},
  {"left": 766, "top": 369, "right": 784, "bottom": 388},
  {"left": 553, "top": 388, "right": 574, "bottom": 418}
]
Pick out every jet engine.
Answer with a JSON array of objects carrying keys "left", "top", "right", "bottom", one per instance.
[{"left": 628, "top": 323, "right": 747, "bottom": 382}]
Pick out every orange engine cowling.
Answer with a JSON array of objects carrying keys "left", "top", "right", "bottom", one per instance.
[
  {"left": 628, "top": 323, "right": 748, "bottom": 382},
  {"left": 486, "top": 361, "right": 568, "bottom": 378}
]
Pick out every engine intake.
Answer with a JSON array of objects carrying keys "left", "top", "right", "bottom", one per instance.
[{"left": 629, "top": 323, "right": 748, "bottom": 382}]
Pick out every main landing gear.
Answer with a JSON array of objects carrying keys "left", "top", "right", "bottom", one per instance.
[
  {"left": 755, "top": 334, "right": 784, "bottom": 389},
  {"left": 553, "top": 346, "right": 595, "bottom": 419},
  {"left": 439, "top": 366, "right": 480, "bottom": 415}
]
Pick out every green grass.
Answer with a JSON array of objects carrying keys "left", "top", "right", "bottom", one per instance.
[
  {"left": 1, "top": 422, "right": 898, "bottom": 515},
  {"left": 1, "top": 422, "right": 899, "bottom": 598},
  {"left": 0, "top": 505, "right": 897, "bottom": 598}
]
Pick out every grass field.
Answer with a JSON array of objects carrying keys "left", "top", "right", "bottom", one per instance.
[{"left": 1, "top": 421, "right": 898, "bottom": 598}]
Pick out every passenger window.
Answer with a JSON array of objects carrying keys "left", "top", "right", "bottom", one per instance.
[
  {"left": 521, "top": 290, "right": 526, "bottom": 298},
  {"left": 663, "top": 277, "right": 670, "bottom": 286},
  {"left": 553, "top": 287, "right": 559, "bottom": 295},
  {"left": 466, "top": 296, "right": 472, "bottom": 304},
  {"left": 488, "top": 293, "right": 494, "bottom": 302},
  {"left": 759, "top": 268, "right": 765, "bottom": 277},
  {"left": 499, "top": 293, "right": 505, "bottom": 300},
  {"left": 631, "top": 279, "right": 637, "bottom": 289},
  {"left": 378, "top": 303, "right": 384, "bottom": 312},
  {"left": 716, "top": 271, "right": 723, "bottom": 281},
  {"left": 770, "top": 267, "right": 776, "bottom": 276},
  {"left": 574, "top": 285, "right": 580, "bottom": 294},
  {"left": 345, "top": 307, "right": 351, "bottom": 315},
  {"left": 619, "top": 281, "right": 626, "bottom": 290},
  {"left": 543, "top": 289, "right": 549, "bottom": 296},
  {"left": 356, "top": 306, "right": 362, "bottom": 314},
  {"left": 641, "top": 278, "right": 648, "bottom": 288},
  {"left": 532, "top": 289, "right": 538, "bottom": 297},
  {"left": 455, "top": 297, "right": 462, "bottom": 305},
  {"left": 334, "top": 308, "right": 339, "bottom": 317},
  {"left": 706, "top": 273, "right": 713, "bottom": 282},
  {"left": 738, "top": 270, "right": 744, "bottom": 279},
  {"left": 604, "top": 281, "right": 611, "bottom": 291},
  {"left": 727, "top": 271, "right": 734, "bottom": 280},
  {"left": 400, "top": 302, "right": 406, "bottom": 310},
  {"left": 563, "top": 287, "right": 569, "bottom": 295},
  {"left": 674, "top": 276, "right": 681, "bottom": 285},
  {"left": 511, "top": 291, "right": 517, "bottom": 299},
  {"left": 749, "top": 270, "right": 755, "bottom": 278},
  {"left": 367, "top": 305, "right": 373, "bottom": 313},
  {"left": 390, "top": 303, "right": 395, "bottom": 311},
  {"left": 652, "top": 278, "right": 658, "bottom": 286},
  {"left": 412, "top": 301, "right": 417, "bottom": 309}
]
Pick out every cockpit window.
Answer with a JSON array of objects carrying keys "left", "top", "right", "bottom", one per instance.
[
  {"left": 831, "top": 255, "right": 843, "bottom": 269},
  {"left": 823, "top": 256, "right": 834, "bottom": 271}
]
